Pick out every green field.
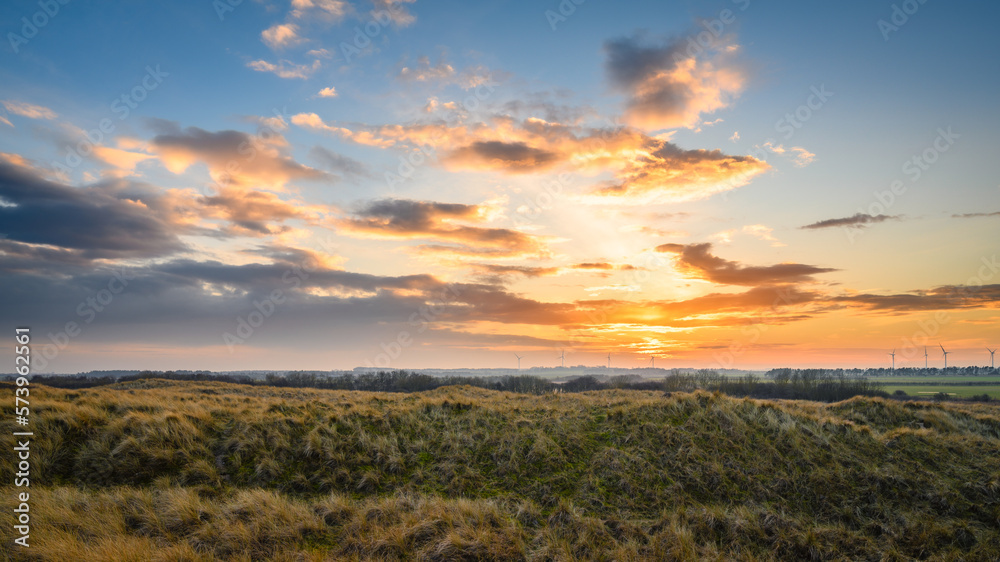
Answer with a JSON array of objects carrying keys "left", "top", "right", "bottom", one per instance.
[
  {"left": 881, "top": 384, "right": 1000, "bottom": 398},
  {"left": 869, "top": 375, "right": 1000, "bottom": 384}
]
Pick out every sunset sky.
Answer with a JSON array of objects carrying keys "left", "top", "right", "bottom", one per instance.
[{"left": 1, "top": 0, "right": 998, "bottom": 373}]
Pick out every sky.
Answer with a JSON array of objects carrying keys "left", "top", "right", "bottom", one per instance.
[{"left": 1, "top": 0, "right": 998, "bottom": 373}]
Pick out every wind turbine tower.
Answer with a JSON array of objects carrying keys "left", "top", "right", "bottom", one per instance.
[
  {"left": 649, "top": 355, "right": 655, "bottom": 369},
  {"left": 607, "top": 352, "right": 611, "bottom": 369},
  {"left": 514, "top": 353, "right": 523, "bottom": 371},
  {"left": 988, "top": 348, "right": 996, "bottom": 369},
  {"left": 940, "top": 344, "right": 950, "bottom": 369},
  {"left": 558, "top": 350, "right": 566, "bottom": 368},
  {"left": 924, "top": 346, "right": 928, "bottom": 369},
  {"left": 888, "top": 349, "right": 896, "bottom": 370}
]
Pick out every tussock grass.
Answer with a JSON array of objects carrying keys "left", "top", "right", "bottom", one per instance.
[{"left": 1, "top": 380, "right": 998, "bottom": 560}]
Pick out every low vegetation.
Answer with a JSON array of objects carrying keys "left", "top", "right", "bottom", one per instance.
[
  {"left": 2, "top": 380, "right": 998, "bottom": 560},
  {"left": 26, "top": 368, "right": 897, "bottom": 403}
]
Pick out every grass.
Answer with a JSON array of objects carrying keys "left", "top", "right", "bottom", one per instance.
[
  {"left": 882, "top": 385, "right": 1000, "bottom": 398},
  {"left": 869, "top": 375, "right": 1000, "bottom": 384},
  {"left": 2, "top": 379, "right": 999, "bottom": 560}
]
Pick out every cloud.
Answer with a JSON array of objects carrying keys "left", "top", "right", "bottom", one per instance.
[
  {"left": 261, "top": 23, "right": 303, "bottom": 49},
  {"left": 742, "top": 224, "right": 785, "bottom": 247},
  {"left": 604, "top": 32, "right": 745, "bottom": 130},
  {"left": 398, "top": 57, "right": 455, "bottom": 83},
  {"left": 952, "top": 211, "right": 1000, "bottom": 218},
  {"left": 591, "top": 138, "right": 768, "bottom": 202},
  {"left": 396, "top": 56, "right": 493, "bottom": 90},
  {"left": 371, "top": 0, "right": 417, "bottom": 27},
  {"left": 308, "top": 146, "right": 370, "bottom": 179},
  {"left": 656, "top": 242, "right": 836, "bottom": 286},
  {"left": 293, "top": 114, "right": 767, "bottom": 201},
  {"left": 789, "top": 146, "right": 815, "bottom": 167},
  {"left": 758, "top": 142, "right": 815, "bottom": 167},
  {"left": 336, "top": 198, "right": 549, "bottom": 258},
  {"left": 801, "top": 213, "right": 899, "bottom": 230},
  {"left": 200, "top": 187, "right": 323, "bottom": 236},
  {"left": 247, "top": 59, "right": 321, "bottom": 79},
  {"left": 0, "top": 160, "right": 188, "bottom": 259},
  {"left": 465, "top": 261, "right": 635, "bottom": 281},
  {"left": 291, "top": 113, "right": 395, "bottom": 147},
  {"left": 1, "top": 100, "right": 57, "bottom": 120},
  {"left": 833, "top": 284, "right": 1000, "bottom": 313},
  {"left": 443, "top": 141, "right": 559, "bottom": 173},
  {"left": 148, "top": 125, "right": 328, "bottom": 190},
  {"left": 92, "top": 146, "right": 155, "bottom": 173},
  {"left": 291, "top": 0, "right": 350, "bottom": 19},
  {"left": 317, "top": 86, "right": 338, "bottom": 98}
]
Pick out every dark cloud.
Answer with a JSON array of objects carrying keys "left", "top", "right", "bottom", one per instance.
[
  {"left": 952, "top": 211, "right": 1000, "bottom": 219},
  {"left": 149, "top": 125, "right": 328, "bottom": 189},
  {"left": 832, "top": 284, "right": 1000, "bottom": 312},
  {"left": 801, "top": 213, "right": 899, "bottom": 230},
  {"left": 337, "top": 198, "right": 548, "bottom": 258},
  {"left": 444, "top": 141, "right": 559, "bottom": 173},
  {"left": 656, "top": 242, "right": 836, "bottom": 286},
  {"left": 604, "top": 32, "right": 745, "bottom": 130},
  {"left": 0, "top": 161, "right": 187, "bottom": 259}
]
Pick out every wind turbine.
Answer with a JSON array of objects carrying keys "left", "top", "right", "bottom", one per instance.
[
  {"left": 649, "top": 355, "right": 655, "bottom": 369},
  {"left": 940, "top": 344, "right": 950, "bottom": 368},
  {"left": 558, "top": 350, "right": 566, "bottom": 368},
  {"left": 888, "top": 349, "right": 896, "bottom": 370},
  {"left": 924, "top": 346, "right": 928, "bottom": 369},
  {"left": 606, "top": 352, "right": 611, "bottom": 369},
  {"left": 514, "top": 353, "right": 523, "bottom": 371},
  {"left": 988, "top": 348, "right": 996, "bottom": 369}
]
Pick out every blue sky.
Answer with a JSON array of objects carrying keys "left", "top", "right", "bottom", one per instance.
[{"left": 1, "top": 0, "right": 998, "bottom": 372}]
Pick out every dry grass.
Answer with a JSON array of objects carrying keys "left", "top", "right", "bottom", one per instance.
[{"left": 1, "top": 380, "right": 999, "bottom": 560}]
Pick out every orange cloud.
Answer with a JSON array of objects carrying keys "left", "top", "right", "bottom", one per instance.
[
  {"left": 336, "top": 199, "right": 549, "bottom": 258},
  {"left": 200, "top": 187, "right": 324, "bottom": 237},
  {"left": 604, "top": 33, "right": 746, "bottom": 130},
  {"left": 656, "top": 243, "right": 836, "bottom": 286},
  {"left": 148, "top": 125, "right": 328, "bottom": 191},
  {"left": 293, "top": 113, "right": 766, "bottom": 201},
  {"left": 1, "top": 100, "right": 57, "bottom": 120},
  {"left": 261, "top": 23, "right": 302, "bottom": 49}
]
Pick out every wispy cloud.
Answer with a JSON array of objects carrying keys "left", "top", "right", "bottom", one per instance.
[
  {"left": 1, "top": 100, "right": 57, "bottom": 120},
  {"left": 801, "top": 213, "right": 899, "bottom": 230},
  {"left": 246, "top": 59, "right": 321, "bottom": 79}
]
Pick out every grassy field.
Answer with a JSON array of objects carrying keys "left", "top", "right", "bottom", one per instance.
[
  {"left": 868, "top": 375, "right": 1000, "bottom": 384},
  {"left": 881, "top": 385, "right": 1000, "bottom": 398},
  {"left": 2, "top": 379, "right": 999, "bottom": 560}
]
